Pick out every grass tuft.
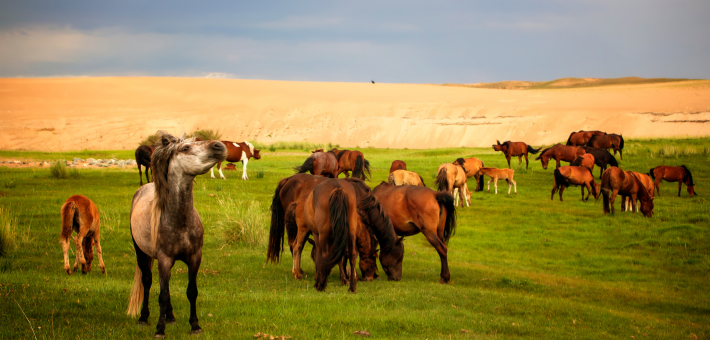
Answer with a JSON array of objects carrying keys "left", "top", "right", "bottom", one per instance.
[
  {"left": 190, "top": 129, "right": 222, "bottom": 141},
  {"left": 0, "top": 206, "right": 18, "bottom": 257},
  {"left": 217, "top": 197, "right": 267, "bottom": 247},
  {"left": 256, "top": 169, "right": 265, "bottom": 179},
  {"left": 50, "top": 161, "right": 68, "bottom": 179},
  {"left": 139, "top": 133, "right": 161, "bottom": 147}
]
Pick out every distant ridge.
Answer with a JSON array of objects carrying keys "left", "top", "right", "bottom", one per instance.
[{"left": 443, "top": 77, "right": 695, "bottom": 90}]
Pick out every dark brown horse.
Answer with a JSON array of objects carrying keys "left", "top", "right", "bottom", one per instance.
[
  {"left": 454, "top": 157, "right": 485, "bottom": 191},
  {"left": 332, "top": 148, "right": 371, "bottom": 180},
  {"left": 492, "top": 140, "right": 542, "bottom": 170},
  {"left": 373, "top": 182, "right": 456, "bottom": 283},
  {"left": 61, "top": 195, "right": 105, "bottom": 275},
  {"left": 601, "top": 167, "right": 654, "bottom": 217},
  {"left": 565, "top": 130, "right": 606, "bottom": 146},
  {"left": 649, "top": 165, "right": 696, "bottom": 197},
  {"left": 294, "top": 150, "right": 340, "bottom": 178},
  {"left": 127, "top": 132, "right": 227, "bottom": 337},
  {"left": 135, "top": 145, "right": 154, "bottom": 186},
  {"left": 536, "top": 144, "right": 586, "bottom": 170},
  {"left": 267, "top": 174, "right": 404, "bottom": 282},
  {"left": 208, "top": 140, "right": 261, "bottom": 180},
  {"left": 389, "top": 160, "right": 407, "bottom": 173},
  {"left": 587, "top": 134, "right": 624, "bottom": 160},
  {"left": 551, "top": 166, "right": 600, "bottom": 201},
  {"left": 579, "top": 146, "right": 619, "bottom": 179}
]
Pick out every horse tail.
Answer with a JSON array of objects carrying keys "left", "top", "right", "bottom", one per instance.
[
  {"left": 476, "top": 173, "right": 484, "bottom": 192},
  {"left": 435, "top": 167, "right": 448, "bottom": 191},
  {"left": 571, "top": 156, "right": 582, "bottom": 166},
  {"left": 553, "top": 168, "right": 564, "bottom": 189},
  {"left": 565, "top": 132, "right": 575, "bottom": 145},
  {"left": 327, "top": 188, "right": 350, "bottom": 264},
  {"left": 293, "top": 156, "right": 315, "bottom": 174},
  {"left": 648, "top": 167, "right": 656, "bottom": 180},
  {"left": 127, "top": 258, "right": 153, "bottom": 316},
  {"left": 618, "top": 134, "right": 624, "bottom": 150},
  {"left": 353, "top": 155, "right": 364, "bottom": 179},
  {"left": 267, "top": 178, "right": 289, "bottom": 264},
  {"left": 435, "top": 192, "right": 457, "bottom": 244},
  {"left": 681, "top": 165, "right": 694, "bottom": 186},
  {"left": 418, "top": 174, "right": 426, "bottom": 187},
  {"left": 387, "top": 172, "right": 396, "bottom": 185},
  {"left": 60, "top": 200, "right": 77, "bottom": 241},
  {"left": 528, "top": 146, "right": 542, "bottom": 154}
]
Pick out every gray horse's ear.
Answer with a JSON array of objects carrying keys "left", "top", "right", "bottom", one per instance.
[
  {"left": 397, "top": 236, "right": 405, "bottom": 244},
  {"left": 162, "top": 136, "right": 171, "bottom": 146}
]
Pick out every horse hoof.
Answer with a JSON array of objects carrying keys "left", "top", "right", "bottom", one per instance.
[
  {"left": 439, "top": 278, "right": 451, "bottom": 284},
  {"left": 65, "top": 269, "right": 72, "bottom": 275},
  {"left": 101, "top": 268, "right": 106, "bottom": 274},
  {"left": 191, "top": 328, "right": 203, "bottom": 335},
  {"left": 154, "top": 333, "right": 166, "bottom": 338},
  {"left": 137, "top": 321, "right": 149, "bottom": 327},
  {"left": 166, "top": 319, "right": 176, "bottom": 325}
]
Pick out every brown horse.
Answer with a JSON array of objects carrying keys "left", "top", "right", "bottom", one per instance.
[
  {"left": 127, "top": 132, "right": 227, "bottom": 337},
  {"left": 389, "top": 160, "right": 407, "bottom": 173},
  {"left": 454, "top": 157, "right": 485, "bottom": 191},
  {"left": 587, "top": 134, "right": 624, "bottom": 160},
  {"left": 267, "top": 174, "right": 404, "bottom": 282},
  {"left": 135, "top": 145, "right": 154, "bottom": 186},
  {"left": 649, "top": 165, "right": 696, "bottom": 197},
  {"left": 565, "top": 130, "right": 606, "bottom": 146},
  {"left": 332, "top": 148, "right": 371, "bottom": 180},
  {"left": 551, "top": 166, "right": 599, "bottom": 201},
  {"left": 477, "top": 167, "right": 517, "bottom": 194},
  {"left": 207, "top": 140, "right": 261, "bottom": 180},
  {"left": 601, "top": 167, "right": 654, "bottom": 217},
  {"left": 388, "top": 170, "right": 426, "bottom": 187},
  {"left": 61, "top": 195, "right": 106, "bottom": 275},
  {"left": 621, "top": 172, "right": 655, "bottom": 212},
  {"left": 373, "top": 182, "right": 456, "bottom": 283},
  {"left": 436, "top": 163, "right": 470, "bottom": 207},
  {"left": 294, "top": 150, "right": 340, "bottom": 178},
  {"left": 492, "top": 140, "right": 542, "bottom": 170},
  {"left": 571, "top": 153, "right": 595, "bottom": 173},
  {"left": 536, "top": 144, "right": 586, "bottom": 170}
]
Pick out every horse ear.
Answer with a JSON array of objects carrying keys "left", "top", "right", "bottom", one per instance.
[
  {"left": 397, "top": 236, "right": 405, "bottom": 244},
  {"left": 161, "top": 136, "right": 171, "bottom": 146},
  {"left": 497, "top": 140, "right": 501, "bottom": 145}
]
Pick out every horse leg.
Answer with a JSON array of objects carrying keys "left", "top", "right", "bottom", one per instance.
[
  {"left": 421, "top": 228, "right": 450, "bottom": 284},
  {"left": 559, "top": 186, "right": 565, "bottom": 201},
  {"left": 524, "top": 153, "right": 529, "bottom": 170},
  {"left": 241, "top": 158, "right": 249, "bottom": 180},
  {"left": 630, "top": 194, "right": 638, "bottom": 213},
  {"left": 487, "top": 178, "right": 492, "bottom": 193},
  {"left": 338, "top": 256, "right": 348, "bottom": 286},
  {"left": 62, "top": 233, "right": 72, "bottom": 274},
  {"left": 185, "top": 252, "right": 203, "bottom": 334},
  {"left": 146, "top": 166, "right": 151, "bottom": 183},
  {"left": 452, "top": 187, "right": 459, "bottom": 207},
  {"left": 621, "top": 196, "right": 627, "bottom": 211},
  {"left": 154, "top": 255, "right": 176, "bottom": 337},
  {"left": 348, "top": 223, "right": 358, "bottom": 293},
  {"left": 74, "top": 228, "right": 89, "bottom": 273},
  {"left": 218, "top": 162, "right": 226, "bottom": 180},
  {"left": 93, "top": 227, "right": 106, "bottom": 274},
  {"left": 506, "top": 155, "right": 511, "bottom": 169},
  {"left": 583, "top": 183, "right": 591, "bottom": 201},
  {"left": 138, "top": 164, "right": 144, "bottom": 186},
  {"left": 134, "top": 243, "right": 154, "bottom": 326},
  {"left": 609, "top": 190, "right": 619, "bottom": 214},
  {"left": 556, "top": 158, "right": 561, "bottom": 169},
  {"left": 678, "top": 181, "right": 682, "bottom": 197},
  {"left": 494, "top": 178, "right": 499, "bottom": 194},
  {"left": 518, "top": 155, "right": 523, "bottom": 167},
  {"left": 551, "top": 182, "right": 558, "bottom": 200},
  {"left": 210, "top": 165, "right": 216, "bottom": 179}
]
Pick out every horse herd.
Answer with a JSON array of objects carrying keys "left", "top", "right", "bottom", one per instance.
[{"left": 56, "top": 130, "right": 697, "bottom": 337}]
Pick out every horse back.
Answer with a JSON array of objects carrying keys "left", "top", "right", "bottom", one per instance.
[{"left": 223, "top": 141, "right": 245, "bottom": 162}]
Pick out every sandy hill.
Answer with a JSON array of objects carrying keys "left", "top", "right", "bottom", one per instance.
[{"left": 0, "top": 77, "right": 709, "bottom": 151}]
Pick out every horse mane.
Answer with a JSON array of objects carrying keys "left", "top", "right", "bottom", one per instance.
[
  {"left": 453, "top": 158, "right": 465, "bottom": 166},
  {"left": 502, "top": 141, "right": 511, "bottom": 149},
  {"left": 418, "top": 174, "right": 426, "bottom": 187},
  {"left": 587, "top": 135, "right": 600, "bottom": 146},
  {"left": 681, "top": 165, "right": 694, "bottom": 186},
  {"left": 334, "top": 149, "right": 346, "bottom": 161},
  {"left": 535, "top": 147, "right": 552, "bottom": 160},
  {"left": 352, "top": 182, "right": 398, "bottom": 253},
  {"left": 243, "top": 141, "right": 254, "bottom": 155},
  {"left": 150, "top": 131, "right": 191, "bottom": 249},
  {"left": 565, "top": 132, "right": 576, "bottom": 145},
  {"left": 648, "top": 167, "right": 656, "bottom": 180}
]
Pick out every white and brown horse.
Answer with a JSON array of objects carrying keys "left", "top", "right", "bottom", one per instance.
[
  {"left": 127, "top": 132, "right": 227, "bottom": 337},
  {"left": 208, "top": 140, "right": 261, "bottom": 180},
  {"left": 61, "top": 195, "right": 106, "bottom": 275}
]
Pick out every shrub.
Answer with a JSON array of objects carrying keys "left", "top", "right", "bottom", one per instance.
[
  {"left": 140, "top": 133, "right": 161, "bottom": 147},
  {"left": 191, "top": 129, "right": 222, "bottom": 141},
  {"left": 217, "top": 197, "right": 267, "bottom": 247},
  {"left": 4, "top": 179, "right": 15, "bottom": 189},
  {"left": 50, "top": 161, "right": 68, "bottom": 179},
  {"left": 0, "top": 206, "right": 18, "bottom": 257},
  {"left": 256, "top": 170, "right": 265, "bottom": 179}
]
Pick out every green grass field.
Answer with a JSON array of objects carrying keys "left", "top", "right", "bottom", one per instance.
[{"left": 1, "top": 138, "right": 709, "bottom": 339}]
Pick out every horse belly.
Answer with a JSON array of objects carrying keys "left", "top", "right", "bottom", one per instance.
[{"left": 130, "top": 186, "right": 157, "bottom": 258}]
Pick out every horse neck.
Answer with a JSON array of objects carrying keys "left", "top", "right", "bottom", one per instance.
[{"left": 161, "top": 171, "right": 198, "bottom": 229}]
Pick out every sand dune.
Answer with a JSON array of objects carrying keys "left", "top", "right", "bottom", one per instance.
[{"left": 0, "top": 77, "right": 709, "bottom": 151}]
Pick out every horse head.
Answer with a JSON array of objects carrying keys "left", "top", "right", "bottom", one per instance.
[
  {"left": 252, "top": 148, "right": 262, "bottom": 160},
  {"left": 380, "top": 237, "right": 404, "bottom": 281}
]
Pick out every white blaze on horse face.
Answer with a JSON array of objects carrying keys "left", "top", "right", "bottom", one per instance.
[{"left": 241, "top": 151, "right": 249, "bottom": 180}]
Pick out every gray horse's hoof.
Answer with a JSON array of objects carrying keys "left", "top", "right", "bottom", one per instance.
[
  {"left": 191, "top": 328, "right": 203, "bottom": 335},
  {"left": 154, "top": 333, "right": 166, "bottom": 338}
]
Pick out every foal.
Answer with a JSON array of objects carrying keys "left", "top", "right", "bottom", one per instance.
[
  {"left": 60, "top": 195, "right": 106, "bottom": 275},
  {"left": 477, "top": 167, "right": 517, "bottom": 194}
]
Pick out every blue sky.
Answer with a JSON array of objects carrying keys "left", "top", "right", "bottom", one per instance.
[{"left": 1, "top": 1, "right": 708, "bottom": 83}]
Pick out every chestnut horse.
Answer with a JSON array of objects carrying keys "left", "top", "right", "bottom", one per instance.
[
  {"left": 649, "top": 165, "right": 696, "bottom": 197},
  {"left": 135, "top": 145, "right": 154, "bottom": 186},
  {"left": 565, "top": 130, "right": 606, "bottom": 146},
  {"left": 492, "top": 140, "right": 542, "bottom": 170},
  {"left": 551, "top": 166, "right": 599, "bottom": 201},
  {"left": 373, "top": 182, "right": 456, "bottom": 283},
  {"left": 579, "top": 146, "right": 619, "bottom": 179},
  {"left": 454, "top": 157, "right": 484, "bottom": 191},
  {"left": 389, "top": 160, "right": 407, "bottom": 173},
  {"left": 587, "top": 133, "right": 624, "bottom": 160},
  {"left": 536, "top": 144, "right": 586, "bottom": 170},
  {"left": 267, "top": 174, "right": 404, "bottom": 282},
  {"left": 477, "top": 167, "right": 517, "bottom": 195},
  {"left": 209, "top": 140, "right": 261, "bottom": 180},
  {"left": 601, "top": 167, "right": 654, "bottom": 217},
  {"left": 127, "top": 132, "right": 227, "bottom": 337},
  {"left": 621, "top": 172, "right": 655, "bottom": 212},
  {"left": 294, "top": 150, "right": 340, "bottom": 178},
  {"left": 332, "top": 148, "right": 371, "bottom": 180},
  {"left": 388, "top": 170, "right": 426, "bottom": 187},
  {"left": 61, "top": 195, "right": 106, "bottom": 275},
  {"left": 571, "top": 153, "right": 595, "bottom": 173},
  {"left": 436, "top": 163, "right": 470, "bottom": 207}
]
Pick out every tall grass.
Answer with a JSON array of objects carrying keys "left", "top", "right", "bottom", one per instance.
[
  {"left": 217, "top": 197, "right": 268, "bottom": 247},
  {"left": 190, "top": 129, "right": 222, "bottom": 141},
  {"left": 50, "top": 161, "right": 68, "bottom": 179},
  {"left": 253, "top": 141, "right": 341, "bottom": 152},
  {"left": 0, "top": 206, "right": 18, "bottom": 257},
  {"left": 139, "top": 133, "right": 161, "bottom": 146}
]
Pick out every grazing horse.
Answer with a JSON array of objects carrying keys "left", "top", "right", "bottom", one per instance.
[
  {"left": 389, "top": 160, "right": 407, "bottom": 173},
  {"left": 127, "top": 132, "right": 227, "bottom": 337},
  {"left": 436, "top": 163, "right": 470, "bottom": 207},
  {"left": 649, "top": 165, "right": 696, "bottom": 197},
  {"left": 373, "top": 182, "right": 456, "bottom": 283},
  {"left": 454, "top": 157, "right": 485, "bottom": 191},
  {"left": 601, "top": 167, "right": 654, "bottom": 217},
  {"left": 579, "top": 146, "right": 619, "bottom": 179},
  {"left": 622, "top": 172, "right": 655, "bottom": 212},
  {"left": 60, "top": 195, "right": 106, "bottom": 275},
  {"left": 551, "top": 166, "right": 599, "bottom": 201},
  {"left": 267, "top": 174, "right": 404, "bottom": 282},
  {"left": 565, "top": 130, "right": 606, "bottom": 146},
  {"left": 135, "top": 145, "right": 154, "bottom": 186},
  {"left": 536, "top": 144, "right": 586, "bottom": 170},
  {"left": 492, "top": 140, "right": 541, "bottom": 170},
  {"left": 388, "top": 170, "right": 426, "bottom": 187},
  {"left": 331, "top": 148, "right": 371, "bottom": 180},
  {"left": 571, "top": 153, "right": 595, "bottom": 173},
  {"left": 587, "top": 134, "right": 624, "bottom": 160},
  {"left": 209, "top": 140, "right": 261, "bottom": 180},
  {"left": 477, "top": 167, "right": 517, "bottom": 194},
  {"left": 294, "top": 150, "right": 340, "bottom": 178}
]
